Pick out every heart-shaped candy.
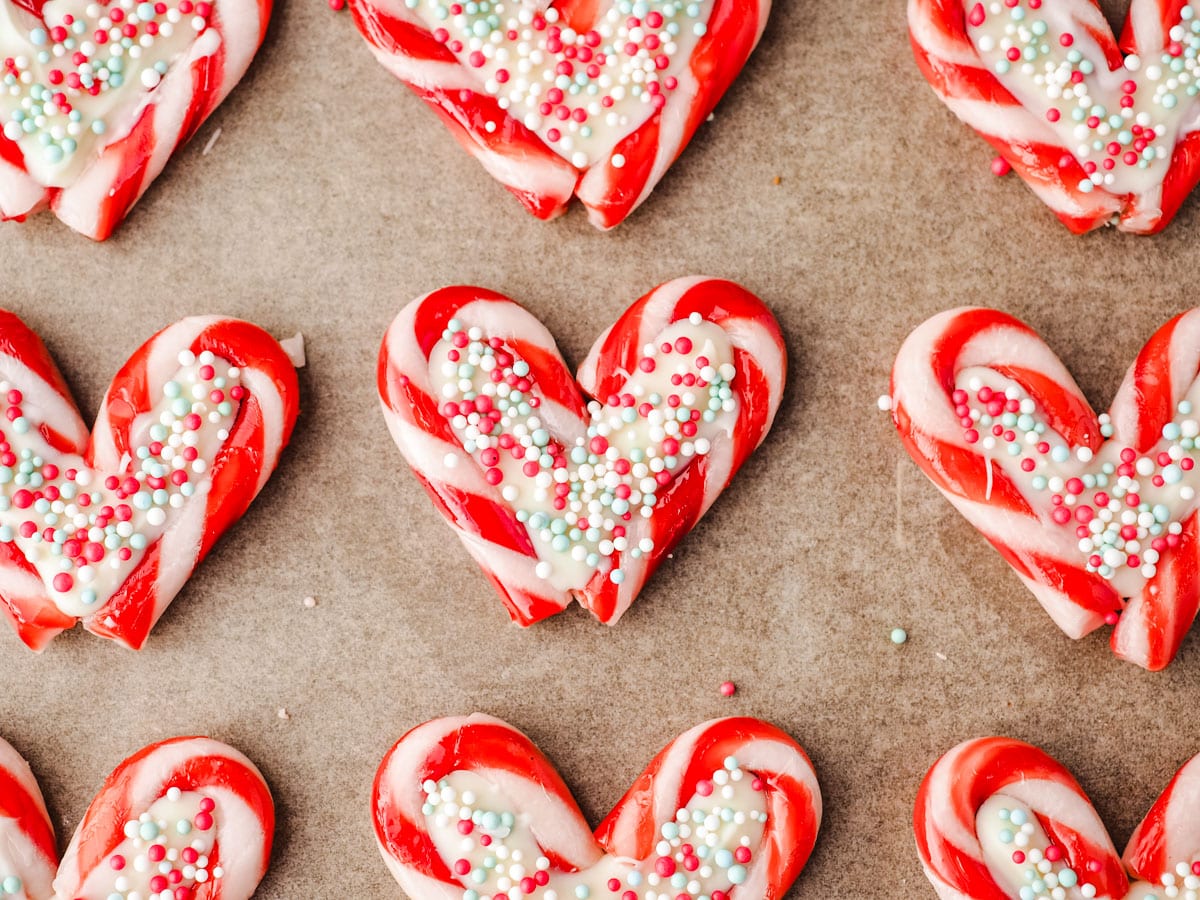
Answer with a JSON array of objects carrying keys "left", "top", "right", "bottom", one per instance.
[
  {"left": 916, "top": 736, "right": 1200, "bottom": 900},
  {"left": 377, "top": 277, "right": 785, "bottom": 626},
  {"left": 346, "top": 0, "right": 770, "bottom": 229},
  {"left": 0, "top": 0, "right": 271, "bottom": 239},
  {"left": 908, "top": 0, "right": 1200, "bottom": 233},
  {"left": 0, "top": 733, "right": 274, "bottom": 900},
  {"left": 372, "top": 715, "right": 821, "bottom": 900},
  {"left": 888, "top": 307, "right": 1200, "bottom": 670},
  {"left": 0, "top": 311, "right": 299, "bottom": 651}
]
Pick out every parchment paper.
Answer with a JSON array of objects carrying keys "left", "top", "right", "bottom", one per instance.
[{"left": 3, "top": 0, "right": 1199, "bottom": 895}]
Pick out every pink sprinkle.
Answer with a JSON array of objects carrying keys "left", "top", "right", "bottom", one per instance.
[
  {"left": 468, "top": 51, "right": 485, "bottom": 67},
  {"left": 110, "top": 855, "right": 126, "bottom": 870},
  {"left": 148, "top": 844, "right": 166, "bottom": 862},
  {"left": 52, "top": 572, "right": 73, "bottom": 593},
  {"left": 991, "top": 156, "right": 1012, "bottom": 176},
  {"left": 720, "top": 680, "right": 736, "bottom": 697},
  {"left": 695, "top": 780, "right": 712, "bottom": 797},
  {"left": 967, "top": 2, "right": 985, "bottom": 25},
  {"left": 194, "top": 812, "right": 213, "bottom": 831}
]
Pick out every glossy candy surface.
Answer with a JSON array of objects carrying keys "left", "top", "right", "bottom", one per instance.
[
  {"left": 378, "top": 277, "right": 785, "bottom": 626},
  {"left": 908, "top": 0, "right": 1200, "bottom": 233},
  {"left": 373, "top": 714, "right": 821, "bottom": 900},
  {"left": 347, "top": 0, "right": 771, "bottom": 228},
  {"left": 0, "top": 311, "right": 299, "bottom": 651},
  {"left": 916, "top": 736, "right": 1200, "bottom": 900},
  {"left": 890, "top": 306, "right": 1200, "bottom": 669}
]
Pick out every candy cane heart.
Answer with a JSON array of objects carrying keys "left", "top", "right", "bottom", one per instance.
[
  {"left": 908, "top": 0, "right": 1200, "bottom": 234},
  {"left": 53, "top": 736, "right": 274, "bottom": 900},
  {"left": 915, "top": 737, "right": 1200, "bottom": 900},
  {"left": 372, "top": 715, "right": 821, "bottom": 900},
  {"left": 0, "top": 735, "right": 57, "bottom": 900},
  {"left": 0, "top": 311, "right": 299, "bottom": 651},
  {"left": 0, "top": 0, "right": 272, "bottom": 240},
  {"left": 346, "top": 0, "right": 770, "bottom": 229},
  {"left": 889, "top": 306, "right": 1200, "bottom": 670},
  {"left": 377, "top": 277, "right": 785, "bottom": 627}
]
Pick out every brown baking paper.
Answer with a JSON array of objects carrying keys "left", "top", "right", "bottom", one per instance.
[{"left": 4, "top": 0, "right": 1200, "bottom": 895}]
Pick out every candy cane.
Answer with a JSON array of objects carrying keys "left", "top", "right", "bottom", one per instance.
[
  {"left": 890, "top": 306, "right": 1200, "bottom": 669},
  {"left": 53, "top": 736, "right": 274, "bottom": 900},
  {"left": 915, "top": 737, "right": 1129, "bottom": 900},
  {"left": 1124, "top": 752, "right": 1200, "bottom": 891},
  {"left": 574, "top": 277, "right": 785, "bottom": 624},
  {"left": 379, "top": 286, "right": 584, "bottom": 626},
  {"left": 0, "top": 311, "right": 299, "bottom": 651},
  {"left": 373, "top": 714, "right": 819, "bottom": 900},
  {"left": 0, "top": 735, "right": 57, "bottom": 900},
  {"left": 378, "top": 278, "right": 784, "bottom": 626},
  {"left": 907, "top": 0, "right": 1200, "bottom": 234},
  {"left": 0, "top": 0, "right": 272, "bottom": 240},
  {"left": 346, "top": 0, "right": 770, "bottom": 229}
]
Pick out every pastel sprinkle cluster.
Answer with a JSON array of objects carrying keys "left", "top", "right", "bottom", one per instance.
[
  {"left": 967, "top": 0, "right": 1200, "bottom": 193},
  {"left": 0, "top": 349, "right": 242, "bottom": 603},
  {"left": 957, "top": 378, "right": 1198, "bottom": 583},
  {"left": 104, "top": 789, "right": 223, "bottom": 900},
  {"left": 421, "top": 756, "right": 767, "bottom": 900},
  {"left": 990, "top": 805, "right": 1098, "bottom": 898},
  {"left": 0, "top": 877, "right": 21, "bottom": 896},
  {"left": 2, "top": 0, "right": 214, "bottom": 165},
  {"left": 990, "top": 805, "right": 1200, "bottom": 900},
  {"left": 437, "top": 316, "right": 736, "bottom": 586},
  {"left": 408, "top": 0, "right": 710, "bottom": 166}
]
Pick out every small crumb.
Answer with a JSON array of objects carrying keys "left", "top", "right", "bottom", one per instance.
[
  {"left": 201, "top": 127, "right": 222, "bottom": 156},
  {"left": 772, "top": 176, "right": 782, "bottom": 186},
  {"left": 302, "top": 595, "right": 317, "bottom": 608},
  {"left": 328, "top": 0, "right": 345, "bottom": 9},
  {"left": 935, "top": 652, "right": 948, "bottom": 661},
  {"left": 280, "top": 333, "right": 306, "bottom": 368},
  {"left": 706, "top": 112, "right": 715, "bottom": 122},
  {"left": 991, "top": 156, "right": 1012, "bottom": 177},
  {"left": 889, "top": 627, "right": 908, "bottom": 645},
  {"left": 719, "top": 680, "right": 736, "bottom": 698},
  {"left": 877, "top": 394, "right": 893, "bottom": 411},
  {"left": 277, "top": 707, "right": 290, "bottom": 720}
]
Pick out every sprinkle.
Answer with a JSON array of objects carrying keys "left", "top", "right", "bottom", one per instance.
[
  {"left": 277, "top": 707, "right": 290, "bottom": 720},
  {"left": 889, "top": 627, "right": 908, "bottom": 645},
  {"left": 302, "top": 595, "right": 317, "bottom": 608},
  {"left": 990, "top": 156, "right": 1012, "bottom": 176},
  {"left": 719, "top": 680, "right": 736, "bottom": 697}
]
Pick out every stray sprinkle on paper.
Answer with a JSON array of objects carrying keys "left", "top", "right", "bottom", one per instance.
[
  {"left": 303, "top": 595, "right": 317, "bottom": 608},
  {"left": 277, "top": 707, "right": 290, "bottom": 720},
  {"left": 281, "top": 332, "right": 307, "bottom": 368}
]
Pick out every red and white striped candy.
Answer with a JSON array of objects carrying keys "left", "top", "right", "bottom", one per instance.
[
  {"left": 0, "top": 311, "right": 299, "bottom": 651},
  {"left": 908, "top": 0, "right": 1200, "bottom": 234},
  {"left": 0, "top": 735, "right": 57, "bottom": 900},
  {"left": 890, "top": 306, "right": 1200, "bottom": 670},
  {"left": 346, "top": 0, "right": 770, "bottom": 229},
  {"left": 53, "top": 736, "right": 274, "bottom": 900},
  {"left": 372, "top": 715, "right": 820, "bottom": 900},
  {"left": 0, "top": 0, "right": 271, "bottom": 240},
  {"left": 377, "top": 277, "right": 785, "bottom": 626},
  {"left": 915, "top": 737, "right": 1200, "bottom": 900}
]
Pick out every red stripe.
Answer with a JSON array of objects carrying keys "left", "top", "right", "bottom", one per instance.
[
  {"left": 79, "top": 102, "right": 156, "bottom": 241},
  {"left": 0, "top": 540, "right": 75, "bottom": 650},
  {"left": 0, "top": 761, "right": 56, "bottom": 865},
  {"left": 1129, "top": 313, "right": 1185, "bottom": 450},
  {"left": 414, "top": 474, "right": 537, "bottom": 558}
]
